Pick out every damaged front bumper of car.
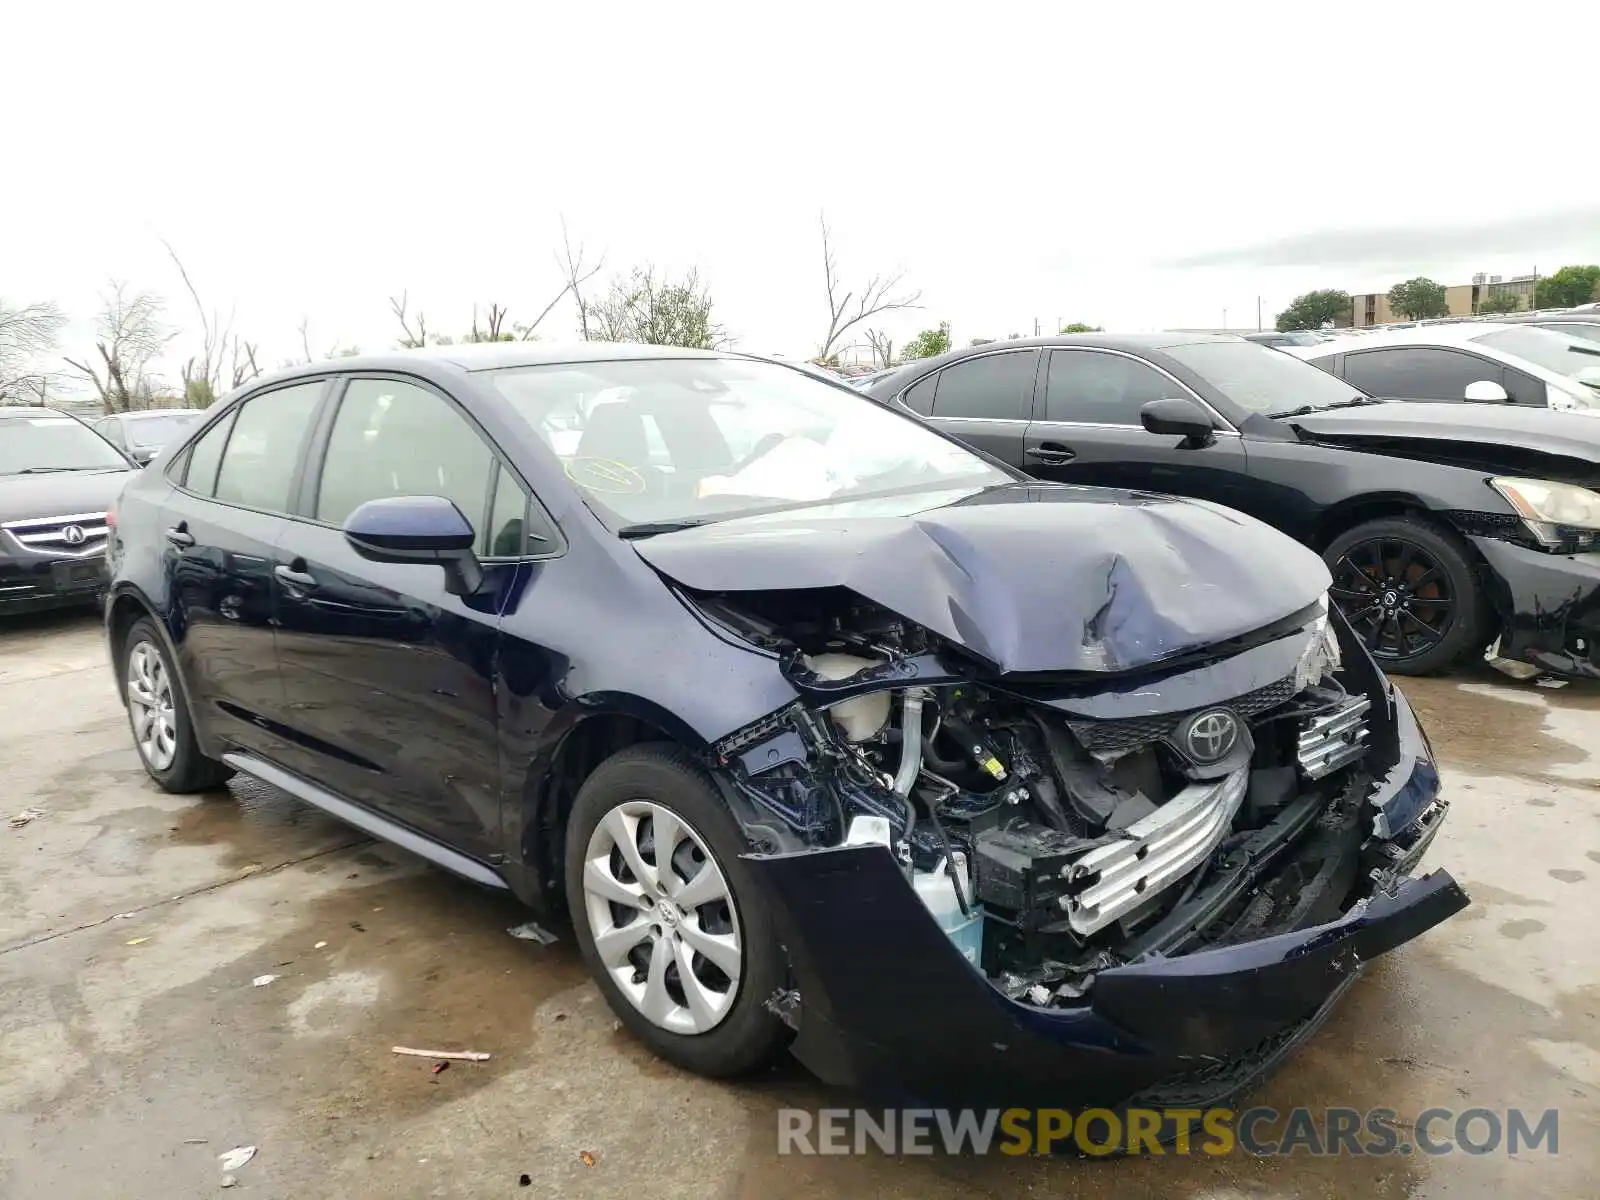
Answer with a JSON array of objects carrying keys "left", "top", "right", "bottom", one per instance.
[
  {"left": 1472, "top": 537, "right": 1600, "bottom": 681},
  {"left": 693, "top": 589, "right": 1468, "bottom": 1109}
]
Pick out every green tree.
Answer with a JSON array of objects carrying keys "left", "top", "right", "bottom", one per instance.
[
  {"left": 1059, "top": 322, "right": 1102, "bottom": 334},
  {"left": 1533, "top": 265, "right": 1600, "bottom": 310},
  {"left": 588, "top": 265, "right": 726, "bottom": 349},
  {"left": 1478, "top": 292, "right": 1521, "bottom": 315},
  {"left": 1275, "top": 290, "right": 1352, "bottom": 331},
  {"left": 902, "top": 321, "right": 952, "bottom": 360},
  {"left": 1386, "top": 277, "right": 1450, "bottom": 321},
  {"left": 968, "top": 336, "right": 994, "bottom": 346}
]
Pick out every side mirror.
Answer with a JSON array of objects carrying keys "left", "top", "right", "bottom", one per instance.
[
  {"left": 1464, "top": 380, "right": 1509, "bottom": 403},
  {"left": 1140, "top": 397, "right": 1216, "bottom": 444},
  {"left": 343, "top": 495, "right": 484, "bottom": 597},
  {"left": 133, "top": 447, "right": 158, "bottom": 466}
]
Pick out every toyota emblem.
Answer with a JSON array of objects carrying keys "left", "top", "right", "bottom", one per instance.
[
  {"left": 61, "top": 525, "right": 87, "bottom": 546},
  {"left": 1182, "top": 708, "right": 1240, "bottom": 763}
]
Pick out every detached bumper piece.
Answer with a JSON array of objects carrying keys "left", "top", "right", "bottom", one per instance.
[{"left": 1471, "top": 537, "right": 1600, "bottom": 680}]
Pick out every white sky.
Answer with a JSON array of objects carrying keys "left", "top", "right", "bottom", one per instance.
[{"left": 7, "top": 1, "right": 1599, "bottom": 390}]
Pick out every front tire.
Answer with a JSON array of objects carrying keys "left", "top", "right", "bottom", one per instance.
[
  {"left": 1324, "top": 516, "right": 1487, "bottom": 675},
  {"left": 122, "top": 617, "right": 234, "bottom": 792},
  {"left": 565, "top": 744, "right": 788, "bottom": 1077}
]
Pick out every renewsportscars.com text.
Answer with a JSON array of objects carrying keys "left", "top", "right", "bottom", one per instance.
[{"left": 777, "top": 1106, "right": 1560, "bottom": 1157}]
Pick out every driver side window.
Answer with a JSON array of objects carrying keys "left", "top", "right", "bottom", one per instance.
[
  {"left": 316, "top": 378, "right": 494, "bottom": 545},
  {"left": 1044, "top": 350, "right": 1175, "bottom": 424}
]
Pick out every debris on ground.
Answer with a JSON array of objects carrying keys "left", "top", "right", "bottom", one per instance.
[
  {"left": 218, "top": 1146, "right": 256, "bottom": 1171},
  {"left": 251, "top": 974, "right": 279, "bottom": 987},
  {"left": 580, "top": 1150, "right": 596, "bottom": 1167},
  {"left": 314, "top": 941, "right": 328, "bottom": 949},
  {"left": 431, "top": 1062, "right": 449, "bottom": 1075},
  {"left": 391, "top": 1046, "right": 491, "bottom": 1062},
  {"left": 220, "top": 1175, "right": 237, "bottom": 1188},
  {"left": 183, "top": 1138, "right": 209, "bottom": 1145},
  {"left": 519, "top": 1174, "right": 532, "bottom": 1187},
  {"left": 1536, "top": 676, "right": 1570, "bottom": 689},
  {"left": 126, "top": 937, "right": 149, "bottom": 946},
  {"left": 9, "top": 808, "right": 44, "bottom": 829},
  {"left": 349, "top": 921, "right": 365, "bottom": 933},
  {"left": 507, "top": 920, "right": 559, "bottom": 945}
]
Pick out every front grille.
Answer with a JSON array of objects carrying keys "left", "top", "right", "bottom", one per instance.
[
  {"left": 0, "top": 511, "right": 109, "bottom": 557},
  {"left": 1296, "top": 695, "right": 1371, "bottom": 780},
  {"left": 1065, "top": 673, "right": 1298, "bottom": 760}
]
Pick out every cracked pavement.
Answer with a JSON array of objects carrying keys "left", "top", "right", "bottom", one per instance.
[{"left": 2, "top": 609, "right": 1598, "bottom": 1198}]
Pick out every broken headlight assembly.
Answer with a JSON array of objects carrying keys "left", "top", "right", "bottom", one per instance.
[{"left": 1489, "top": 476, "right": 1600, "bottom": 552}]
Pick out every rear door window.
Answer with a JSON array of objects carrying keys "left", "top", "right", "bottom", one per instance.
[{"left": 926, "top": 350, "right": 1038, "bottom": 420}]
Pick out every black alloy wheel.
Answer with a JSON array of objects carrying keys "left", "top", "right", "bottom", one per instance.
[{"left": 1324, "top": 516, "right": 1486, "bottom": 676}]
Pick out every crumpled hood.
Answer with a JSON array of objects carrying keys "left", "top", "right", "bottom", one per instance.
[
  {"left": 0, "top": 469, "right": 134, "bottom": 527},
  {"left": 633, "top": 483, "right": 1330, "bottom": 673},
  {"left": 1290, "top": 402, "right": 1600, "bottom": 462}
]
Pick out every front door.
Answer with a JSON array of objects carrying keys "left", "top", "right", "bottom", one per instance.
[
  {"left": 1022, "top": 348, "right": 1254, "bottom": 511},
  {"left": 270, "top": 376, "right": 531, "bottom": 858}
]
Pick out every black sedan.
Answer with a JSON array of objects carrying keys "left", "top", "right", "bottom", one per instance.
[
  {"left": 103, "top": 344, "right": 1464, "bottom": 1110},
  {"left": 866, "top": 334, "right": 1600, "bottom": 679}
]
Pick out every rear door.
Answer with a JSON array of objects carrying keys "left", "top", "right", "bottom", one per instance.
[
  {"left": 269, "top": 374, "right": 532, "bottom": 857},
  {"left": 1022, "top": 348, "right": 1254, "bottom": 509},
  {"left": 898, "top": 348, "right": 1039, "bottom": 467},
  {"left": 162, "top": 379, "right": 331, "bottom": 756}
]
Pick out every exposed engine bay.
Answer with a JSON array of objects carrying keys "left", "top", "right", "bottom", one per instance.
[{"left": 698, "top": 586, "right": 1391, "bottom": 1008}]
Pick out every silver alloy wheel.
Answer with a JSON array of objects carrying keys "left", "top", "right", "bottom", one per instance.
[
  {"left": 581, "top": 800, "right": 743, "bottom": 1035},
  {"left": 126, "top": 641, "right": 178, "bottom": 772}
]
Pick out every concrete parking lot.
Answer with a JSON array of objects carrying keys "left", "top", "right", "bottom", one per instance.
[{"left": 2, "top": 610, "right": 1597, "bottom": 1199}]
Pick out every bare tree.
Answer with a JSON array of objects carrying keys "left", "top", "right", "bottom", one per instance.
[
  {"left": 164, "top": 241, "right": 262, "bottom": 406},
  {"left": 556, "top": 215, "right": 605, "bottom": 340},
  {"left": 863, "top": 328, "right": 896, "bottom": 369},
  {"left": 588, "top": 265, "right": 726, "bottom": 349},
  {"left": 298, "top": 316, "right": 315, "bottom": 363},
  {"left": 390, "top": 291, "right": 430, "bottom": 348},
  {"left": 465, "top": 302, "right": 512, "bottom": 343},
  {"left": 64, "top": 282, "right": 176, "bottom": 413},
  {"left": 0, "top": 298, "right": 66, "bottom": 405},
  {"left": 817, "top": 215, "right": 920, "bottom": 361}
]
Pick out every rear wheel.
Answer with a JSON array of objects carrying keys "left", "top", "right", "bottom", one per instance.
[
  {"left": 1324, "top": 516, "right": 1486, "bottom": 675},
  {"left": 122, "top": 617, "right": 234, "bottom": 792},
  {"left": 565, "top": 744, "right": 788, "bottom": 1077}
]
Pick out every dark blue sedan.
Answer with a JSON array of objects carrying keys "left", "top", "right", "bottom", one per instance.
[{"left": 102, "top": 342, "right": 1466, "bottom": 1108}]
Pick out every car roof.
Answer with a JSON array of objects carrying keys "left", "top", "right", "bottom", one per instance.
[
  {"left": 113, "top": 407, "right": 200, "bottom": 419},
  {"left": 0, "top": 406, "right": 81, "bottom": 420},
  {"left": 1284, "top": 322, "right": 1540, "bottom": 356},
  {"left": 225, "top": 341, "right": 757, "bottom": 399}
]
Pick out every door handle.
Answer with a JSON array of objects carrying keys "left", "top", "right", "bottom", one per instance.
[
  {"left": 164, "top": 525, "right": 195, "bottom": 548},
  {"left": 1025, "top": 443, "right": 1076, "bottom": 465},
  {"left": 274, "top": 564, "right": 318, "bottom": 589}
]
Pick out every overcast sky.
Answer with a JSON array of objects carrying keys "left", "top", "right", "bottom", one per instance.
[{"left": 7, "top": 1, "right": 1598, "bottom": 389}]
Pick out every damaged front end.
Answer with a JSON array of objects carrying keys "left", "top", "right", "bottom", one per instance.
[{"left": 694, "top": 585, "right": 1467, "bottom": 1108}]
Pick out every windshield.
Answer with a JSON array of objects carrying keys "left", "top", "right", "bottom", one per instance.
[
  {"left": 1161, "top": 340, "right": 1367, "bottom": 416},
  {"left": 1476, "top": 327, "right": 1600, "bottom": 378},
  {"left": 126, "top": 412, "right": 202, "bottom": 448},
  {"left": 0, "top": 413, "right": 130, "bottom": 475},
  {"left": 486, "top": 357, "right": 1012, "bottom": 530}
]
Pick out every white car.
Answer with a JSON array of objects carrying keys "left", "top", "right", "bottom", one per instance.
[{"left": 1286, "top": 323, "right": 1600, "bottom": 413}]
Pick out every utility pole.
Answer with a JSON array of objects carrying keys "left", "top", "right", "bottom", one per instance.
[
  {"left": 1256, "top": 296, "right": 1262, "bottom": 331},
  {"left": 1222, "top": 308, "right": 1228, "bottom": 331}
]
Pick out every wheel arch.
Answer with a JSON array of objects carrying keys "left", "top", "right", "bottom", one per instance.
[
  {"left": 1311, "top": 492, "right": 1434, "bottom": 552},
  {"left": 513, "top": 698, "right": 709, "bottom": 914}
]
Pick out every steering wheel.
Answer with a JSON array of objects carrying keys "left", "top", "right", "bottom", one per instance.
[{"left": 729, "top": 432, "right": 787, "bottom": 474}]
